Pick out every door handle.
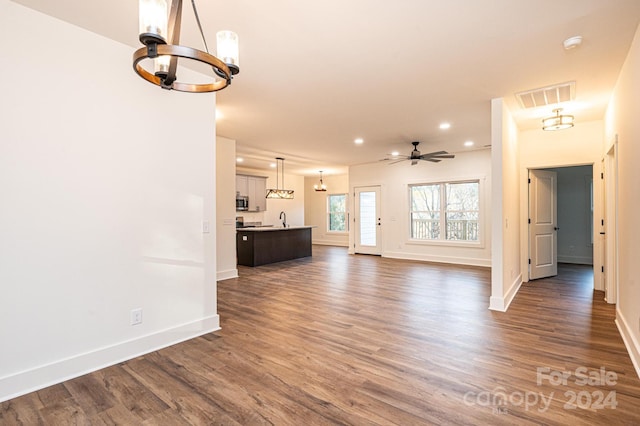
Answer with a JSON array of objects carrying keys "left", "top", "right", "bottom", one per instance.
[
  {"left": 600, "top": 232, "right": 606, "bottom": 235},
  {"left": 554, "top": 227, "right": 559, "bottom": 230}
]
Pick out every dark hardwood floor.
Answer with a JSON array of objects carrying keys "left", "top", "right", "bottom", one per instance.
[{"left": 2, "top": 246, "right": 639, "bottom": 425}]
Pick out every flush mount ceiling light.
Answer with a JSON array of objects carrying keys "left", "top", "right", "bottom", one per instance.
[
  {"left": 314, "top": 171, "right": 327, "bottom": 192},
  {"left": 266, "top": 158, "right": 294, "bottom": 199},
  {"left": 542, "top": 108, "right": 574, "bottom": 131},
  {"left": 134, "top": 0, "right": 239, "bottom": 93}
]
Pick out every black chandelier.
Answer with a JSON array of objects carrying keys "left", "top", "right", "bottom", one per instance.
[{"left": 133, "top": 0, "right": 239, "bottom": 93}]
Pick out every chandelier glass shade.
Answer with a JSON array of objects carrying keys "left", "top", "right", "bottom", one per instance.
[
  {"left": 542, "top": 108, "right": 574, "bottom": 131},
  {"left": 314, "top": 171, "right": 327, "bottom": 192},
  {"left": 134, "top": 0, "right": 239, "bottom": 93}
]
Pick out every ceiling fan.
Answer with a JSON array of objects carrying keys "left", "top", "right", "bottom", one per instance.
[{"left": 383, "top": 141, "right": 455, "bottom": 165}]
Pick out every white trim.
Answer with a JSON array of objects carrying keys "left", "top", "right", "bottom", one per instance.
[
  {"left": 312, "top": 240, "right": 349, "bottom": 247},
  {"left": 217, "top": 269, "right": 239, "bottom": 281},
  {"left": 489, "top": 274, "right": 523, "bottom": 312},
  {"left": 383, "top": 250, "right": 491, "bottom": 268},
  {"left": 0, "top": 315, "right": 220, "bottom": 403},
  {"left": 557, "top": 255, "right": 593, "bottom": 265},
  {"left": 615, "top": 309, "right": 640, "bottom": 379}
]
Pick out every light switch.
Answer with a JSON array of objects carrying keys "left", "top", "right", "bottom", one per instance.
[
  {"left": 203, "top": 221, "right": 210, "bottom": 233},
  {"left": 243, "top": 236, "right": 248, "bottom": 241}
]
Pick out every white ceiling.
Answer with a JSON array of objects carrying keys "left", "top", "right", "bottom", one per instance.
[{"left": 13, "top": 0, "right": 640, "bottom": 175}]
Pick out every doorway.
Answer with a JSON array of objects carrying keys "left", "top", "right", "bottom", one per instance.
[
  {"left": 354, "top": 186, "right": 382, "bottom": 255},
  {"left": 528, "top": 165, "right": 594, "bottom": 282}
]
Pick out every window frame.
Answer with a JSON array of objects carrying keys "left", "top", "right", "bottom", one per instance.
[
  {"left": 327, "top": 193, "right": 348, "bottom": 234},
  {"left": 407, "top": 179, "right": 483, "bottom": 247}
]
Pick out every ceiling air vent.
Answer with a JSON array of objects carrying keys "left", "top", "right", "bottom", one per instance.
[{"left": 515, "top": 82, "right": 575, "bottom": 109}]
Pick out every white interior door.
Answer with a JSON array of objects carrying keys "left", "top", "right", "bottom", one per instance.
[
  {"left": 354, "top": 186, "right": 381, "bottom": 255},
  {"left": 529, "top": 169, "right": 558, "bottom": 280}
]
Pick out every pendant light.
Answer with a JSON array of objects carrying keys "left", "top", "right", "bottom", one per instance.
[
  {"left": 266, "top": 158, "right": 294, "bottom": 199},
  {"left": 134, "top": 0, "right": 239, "bottom": 93},
  {"left": 314, "top": 171, "right": 327, "bottom": 192},
  {"left": 542, "top": 108, "right": 574, "bottom": 131}
]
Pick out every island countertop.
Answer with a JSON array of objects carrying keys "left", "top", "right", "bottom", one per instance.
[{"left": 236, "top": 225, "right": 314, "bottom": 232}]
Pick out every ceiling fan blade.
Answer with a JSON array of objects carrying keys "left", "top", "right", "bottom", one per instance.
[
  {"left": 427, "top": 154, "right": 455, "bottom": 159},
  {"left": 422, "top": 150, "right": 448, "bottom": 156},
  {"left": 411, "top": 159, "right": 418, "bottom": 166},
  {"left": 388, "top": 157, "right": 409, "bottom": 164},
  {"left": 424, "top": 158, "right": 442, "bottom": 163}
]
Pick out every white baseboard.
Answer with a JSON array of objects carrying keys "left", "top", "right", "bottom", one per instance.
[
  {"left": 0, "top": 315, "right": 220, "bottom": 403},
  {"left": 217, "top": 268, "right": 238, "bottom": 281},
  {"left": 557, "top": 255, "right": 593, "bottom": 265},
  {"left": 382, "top": 251, "right": 491, "bottom": 268},
  {"left": 615, "top": 309, "right": 640, "bottom": 380},
  {"left": 489, "top": 273, "right": 523, "bottom": 312},
  {"left": 312, "top": 240, "right": 349, "bottom": 247}
]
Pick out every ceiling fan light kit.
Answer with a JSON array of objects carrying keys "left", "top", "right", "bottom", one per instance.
[
  {"left": 542, "top": 108, "right": 574, "bottom": 131},
  {"left": 134, "top": 0, "right": 240, "bottom": 93},
  {"left": 266, "top": 158, "right": 295, "bottom": 199}
]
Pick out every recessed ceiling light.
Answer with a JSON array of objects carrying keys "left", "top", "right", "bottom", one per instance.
[
  {"left": 439, "top": 122, "right": 451, "bottom": 130},
  {"left": 464, "top": 141, "right": 474, "bottom": 147},
  {"left": 391, "top": 151, "right": 399, "bottom": 157},
  {"left": 270, "top": 163, "right": 276, "bottom": 168},
  {"left": 354, "top": 138, "right": 364, "bottom": 145},
  {"left": 236, "top": 157, "right": 244, "bottom": 162}
]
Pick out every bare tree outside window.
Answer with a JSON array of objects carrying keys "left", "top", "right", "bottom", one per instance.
[{"left": 410, "top": 181, "right": 479, "bottom": 241}]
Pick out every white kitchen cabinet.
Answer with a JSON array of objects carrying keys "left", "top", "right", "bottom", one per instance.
[
  {"left": 236, "top": 175, "right": 248, "bottom": 197},
  {"left": 237, "top": 175, "right": 267, "bottom": 212}
]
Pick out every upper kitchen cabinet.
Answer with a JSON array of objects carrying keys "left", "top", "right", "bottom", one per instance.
[{"left": 236, "top": 174, "right": 267, "bottom": 212}]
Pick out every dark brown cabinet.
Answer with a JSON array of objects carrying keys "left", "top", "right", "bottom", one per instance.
[{"left": 236, "top": 227, "right": 312, "bottom": 266}]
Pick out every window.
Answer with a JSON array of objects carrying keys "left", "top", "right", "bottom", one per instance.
[
  {"left": 327, "top": 194, "right": 347, "bottom": 232},
  {"left": 410, "top": 180, "right": 479, "bottom": 242}
]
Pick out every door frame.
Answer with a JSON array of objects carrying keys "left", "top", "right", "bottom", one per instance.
[
  {"left": 603, "top": 138, "right": 619, "bottom": 303},
  {"left": 520, "top": 162, "right": 601, "bottom": 287}
]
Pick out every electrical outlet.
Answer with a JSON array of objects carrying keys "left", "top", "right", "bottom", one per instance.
[{"left": 131, "top": 308, "right": 143, "bottom": 326}]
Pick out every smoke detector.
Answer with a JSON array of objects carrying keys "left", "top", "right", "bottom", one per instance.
[{"left": 563, "top": 36, "right": 583, "bottom": 50}]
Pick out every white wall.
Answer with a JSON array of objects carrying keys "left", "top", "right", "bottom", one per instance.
[
  {"left": 490, "top": 98, "right": 522, "bottom": 311},
  {"left": 304, "top": 174, "right": 349, "bottom": 246},
  {"left": 549, "top": 166, "right": 594, "bottom": 265},
  {"left": 0, "top": 1, "right": 219, "bottom": 401},
  {"left": 605, "top": 22, "right": 640, "bottom": 378},
  {"left": 216, "top": 137, "right": 238, "bottom": 280},
  {"left": 518, "top": 120, "right": 603, "bottom": 286},
  {"left": 349, "top": 149, "right": 492, "bottom": 266},
  {"left": 236, "top": 166, "right": 305, "bottom": 226}
]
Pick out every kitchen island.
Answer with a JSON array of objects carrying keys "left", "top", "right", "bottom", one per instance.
[{"left": 236, "top": 226, "right": 313, "bottom": 267}]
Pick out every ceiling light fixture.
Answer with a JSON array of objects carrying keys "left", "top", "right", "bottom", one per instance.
[
  {"left": 134, "top": 0, "right": 239, "bottom": 93},
  {"left": 354, "top": 138, "right": 364, "bottom": 145},
  {"left": 314, "top": 171, "right": 327, "bottom": 192},
  {"left": 439, "top": 122, "right": 451, "bottom": 130},
  {"left": 542, "top": 108, "right": 574, "bottom": 131},
  {"left": 464, "top": 141, "right": 474, "bottom": 147},
  {"left": 266, "top": 158, "right": 294, "bottom": 199}
]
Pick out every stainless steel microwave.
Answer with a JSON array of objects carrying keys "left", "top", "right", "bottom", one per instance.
[{"left": 236, "top": 195, "right": 248, "bottom": 211}]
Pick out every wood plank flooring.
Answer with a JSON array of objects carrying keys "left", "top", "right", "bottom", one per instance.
[{"left": 2, "top": 246, "right": 639, "bottom": 425}]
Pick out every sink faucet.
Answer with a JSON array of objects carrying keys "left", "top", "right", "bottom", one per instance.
[{"left": 279, "top": 211, "right": 287, "bottom": 228}]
